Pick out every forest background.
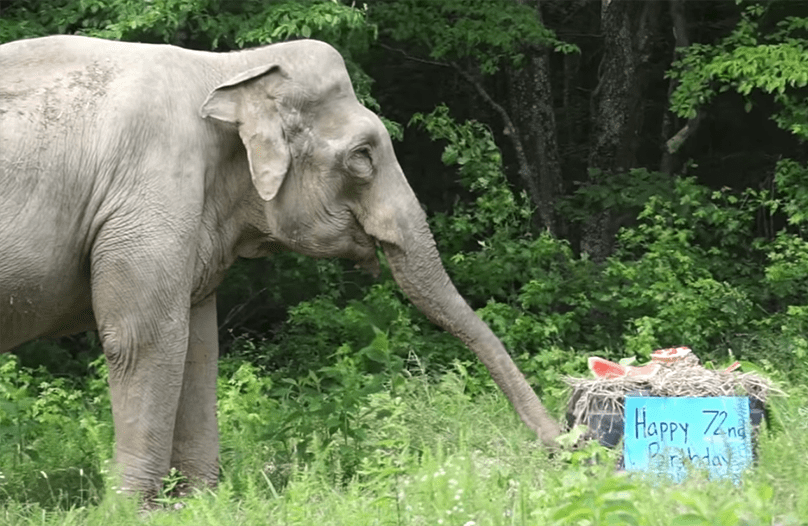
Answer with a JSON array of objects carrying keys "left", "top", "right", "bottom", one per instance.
[{"left": 1, "top": 0, "right": 808, "bottom": 524}]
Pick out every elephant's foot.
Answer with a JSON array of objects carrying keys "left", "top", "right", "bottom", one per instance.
[
  {"left": 167, "top": 476, "right": 216, "bottom": 499},
  {"left": 132, "top": 468, "right": 215, "bottom": 515},
  {"left": 165, "top": 463, "right": 218, "bottom": 497}
]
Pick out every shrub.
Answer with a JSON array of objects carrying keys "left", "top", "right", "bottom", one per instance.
[{"left": 0, "top": 354, "right": 111, "bottom": 508}]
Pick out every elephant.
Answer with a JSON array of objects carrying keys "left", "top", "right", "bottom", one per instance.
[{"left": 0, "top": 35, "right": 561, "bottom": 496}]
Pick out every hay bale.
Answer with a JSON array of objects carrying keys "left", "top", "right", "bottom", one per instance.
[{"left": 565, "top": 355, "right": 780, "bottom": 433}]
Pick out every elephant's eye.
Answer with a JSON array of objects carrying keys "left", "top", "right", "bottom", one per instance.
[{"left": 347, "top": 147, "right": 373, "bottom": 178}]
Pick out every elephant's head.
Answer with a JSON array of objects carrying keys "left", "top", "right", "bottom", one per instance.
[{"left": 199, "top": 40, "right": 560, "bottom": 445}]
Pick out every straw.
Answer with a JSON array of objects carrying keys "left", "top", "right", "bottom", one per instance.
[{"left": 565, "top": 355, "right": 781, "bottom": 429}]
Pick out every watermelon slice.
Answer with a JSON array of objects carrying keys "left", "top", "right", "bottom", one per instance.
[
  {"left": 588, "top": 357, "right": 626, "bottom": 379},
  {"left": 625, "top": 362, "right": 661, "bottom": 378},
  {"left": 588, "top": 357, "right": 661, "bottom": 379}
]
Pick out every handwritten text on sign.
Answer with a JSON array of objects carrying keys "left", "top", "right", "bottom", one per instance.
[{"left": 623, "top": 396, "right": 753, "bottom": 483}]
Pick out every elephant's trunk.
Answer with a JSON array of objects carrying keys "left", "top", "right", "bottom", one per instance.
[{"left": 380, "top": 234, "right": 562, "bottom": 446}]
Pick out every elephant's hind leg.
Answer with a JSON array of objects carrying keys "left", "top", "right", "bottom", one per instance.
[{"left": 171, "top": 292, "right": 220, "bottom": 490}]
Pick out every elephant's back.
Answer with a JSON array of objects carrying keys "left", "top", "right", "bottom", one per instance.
[
  {"left": 0, "top": 34, "right": 204, "bottom": 70},
  {"left": 0, "top": 35, "right": 211, "bottom": 206},
  {"left": 0, "top": 35, "right": 214, "bottom": 124},
  {"left": 0, "top": 36, "right": 154, "bottom": 101},
  {"left": 0, "top": 36, "right": 138, "bottom": 164}
]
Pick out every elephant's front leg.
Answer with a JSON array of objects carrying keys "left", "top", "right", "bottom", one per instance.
[
  {"left": 100, "top": 314, "right": 189, "bottom": 498},
  {"left": 91, "top": 231, "right": 194, "bottom": 498},
  {"left": 171, "top": 293, "right": 219, "bottom": 489}
]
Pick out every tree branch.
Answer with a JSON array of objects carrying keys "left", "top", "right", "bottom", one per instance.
[
  {"left": 379, "top": 43, "right": 540, "bottom": 227},
  {"left": 666, "top": 113, "right": 702, "bottom": 154},
  {"left": 451, "top": 63, "right": 538, "bottom": 206},
  {"left": 381, "top": 41, "right": 527, "bottom": 141},
  {"left": 377, "top": 42, "right": 452, "bottom": 69},
  {"left": 660, "top": 0, "right": 701, "bottom": 173}
]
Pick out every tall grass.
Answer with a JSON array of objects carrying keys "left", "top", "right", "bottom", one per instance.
[{"left": 0, "top": 352, "right": 806, "bottom": 525}]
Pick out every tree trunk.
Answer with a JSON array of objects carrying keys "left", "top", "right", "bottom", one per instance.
[
  {"left": 505, "top": 0, "right": 563, "bottom": 235},
  {"left": 582, "top": 0, "right": 659, "bottom": 261}
]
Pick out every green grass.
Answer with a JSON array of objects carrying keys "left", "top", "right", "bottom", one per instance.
[{"left": 1, "top": 357, "right": 807, "bottom": 525}]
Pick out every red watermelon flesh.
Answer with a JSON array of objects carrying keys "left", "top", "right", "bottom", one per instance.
[
  {"left": 588, "top": 357, "right": 626, "bottom": 378},
  {"left": 625, "top": 362, "right": 661, "bottom": 378},
  {"left": 588, "top": 357, "right": 661, "bottom": 379}
]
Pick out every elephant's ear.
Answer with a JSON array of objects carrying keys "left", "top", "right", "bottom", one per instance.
[{"left": 199, "top": 65, "right": 291, "bottom": 202}]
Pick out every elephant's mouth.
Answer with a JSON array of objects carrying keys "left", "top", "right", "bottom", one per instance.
[
  {"left": 347, "top": 212, "right": 381, "bottom": 277},
  {"left": 349, "top": 235, "right": 381, "bottom": 277}
]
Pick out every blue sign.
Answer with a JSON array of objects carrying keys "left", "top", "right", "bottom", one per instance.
[{"left": 624, "top": 396, "right": 753, "bottom": 483}]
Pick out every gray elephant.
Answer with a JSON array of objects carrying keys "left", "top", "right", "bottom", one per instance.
[{"left": 0, "top": 35, "right": 560, "bottom": 496}]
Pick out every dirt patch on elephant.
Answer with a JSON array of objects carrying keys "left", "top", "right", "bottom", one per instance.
[
  {"left": 60, "top": 61, "right": 118, "bottom": 124},
  {"left": 32, "top": 62, "right": 118, "bottom": 148},
  {"left": 68, "top": 61, "right": 116, "bottom": 98}
]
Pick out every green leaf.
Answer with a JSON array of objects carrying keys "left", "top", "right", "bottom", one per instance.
[
  {"left": 717, "top": 506, "right": 740, "bottom": 526},
  {"left": 671, "top": 514, "right": 710, "bottom": 526},
  {"left": 552, "top": 502, "right": 593, "bottom": 522}
]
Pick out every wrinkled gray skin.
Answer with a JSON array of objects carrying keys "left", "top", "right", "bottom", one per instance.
[{"left": 0, "top": 35, "right": 561, "bottom": 496}]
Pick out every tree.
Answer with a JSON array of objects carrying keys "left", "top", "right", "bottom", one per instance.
[
  {"left": 669, "top": 1, "right": 808, "bottom": 142},
  {"left": 505, "top": 0, "right": 564, "bottom": 236},
  {"left": 368, "top": 0, "right": 574, "bottom": 233},
  {"left": 580, "top": 0, "right": 663, "bottom": 261}
]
